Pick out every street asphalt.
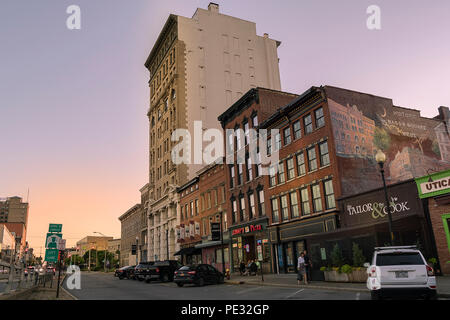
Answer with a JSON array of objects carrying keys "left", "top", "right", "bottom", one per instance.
[{"left": 63, "top": 272, "right": 371, "bottom": 300}]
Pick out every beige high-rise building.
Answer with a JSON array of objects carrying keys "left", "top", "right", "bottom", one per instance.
[
  {"left": 0, "top": 196, "right": 29, "bottom": 251},
  {"left": 144, "top": 3, "right": 282, "bottom": 262}
]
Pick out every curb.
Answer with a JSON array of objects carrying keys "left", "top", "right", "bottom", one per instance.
[
  {"left": 60, "top": 273, "right": 78, "bottom": 300},
  {"left": 225, "top": 280, "right": 368, "bottom": 293}
]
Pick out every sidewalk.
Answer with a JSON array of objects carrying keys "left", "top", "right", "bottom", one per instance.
[{"left": 225, "top": 273, "right": 450, "bottom": 298}]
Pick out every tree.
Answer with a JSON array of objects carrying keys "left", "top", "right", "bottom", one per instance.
[
  {"left": 352, "top": 243, "right": 366, "bottom": 267},
  {"left": 373, "top": 127, "right": 391, "bottom": 151},
  {"left": 331, "top": 243, "right": 345, "bottom": 267}
]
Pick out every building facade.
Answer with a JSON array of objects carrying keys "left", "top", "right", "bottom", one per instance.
[
  {"left": 144, "top": 3, "right": 283, "bottom": 262},
  {"left": 76, "top": 236, "right": 114, "bottom": 257},
  {"left": 118, "top": 204, "right": 142, "bottom": 266},
  {"left": 107, "top": 239, "right": 121, "bottom": 261},
  {"left": 0, "top": 196, "right": 29, "bottom": 251},
  {"left": 218, "top": 87, "right": 298, "bottom": 273}
]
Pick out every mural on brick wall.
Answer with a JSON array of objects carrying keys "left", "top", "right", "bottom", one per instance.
[{"left": 326, "top": 87, "right": 450, "bottom": 197}]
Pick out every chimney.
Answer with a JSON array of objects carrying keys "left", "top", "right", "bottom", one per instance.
[
  {"left": 438, "top": 106, "right": 449, "bottom": 122},
  {"left": 208, "top": 3, "right": 219, "bottom": 13}
]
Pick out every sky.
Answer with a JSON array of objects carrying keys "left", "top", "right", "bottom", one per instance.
[{"left": 1, "top": 0, "right": 449, "bottom": 255}]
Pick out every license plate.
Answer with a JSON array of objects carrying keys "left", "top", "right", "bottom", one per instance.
[{"left": 395, "top": 271, "right": 408, "bottom": 278}]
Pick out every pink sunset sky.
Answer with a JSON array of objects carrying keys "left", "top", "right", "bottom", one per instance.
[{"left": 1, "top": 0, "right": 449, "bottom": 255}]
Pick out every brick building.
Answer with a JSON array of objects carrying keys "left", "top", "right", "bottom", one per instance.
[
  {"left": 0, "top": 196, "right": 29, "bottom": 251},
  {"left": 218, "top": 87, "right": 298, "bottom": 273}
]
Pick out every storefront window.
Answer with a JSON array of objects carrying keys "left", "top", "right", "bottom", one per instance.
[{"left": 285, "top": 242, "right": 295, "bottom": 272}]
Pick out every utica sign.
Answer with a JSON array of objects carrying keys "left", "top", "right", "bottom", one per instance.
[
  {"left": 419, "top": 177, "right": 450, "bottom": 195},
  {"left": 416, "top": 170, "right": 450, "bottom": 199}
]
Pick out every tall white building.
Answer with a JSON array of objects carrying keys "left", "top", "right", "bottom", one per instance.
[{"left": 144, "top": 3, "right": 282, "bottom": 261}]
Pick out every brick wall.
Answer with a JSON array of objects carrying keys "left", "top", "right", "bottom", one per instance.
[{"left": 428, "top": 198, "right": 450, "bottom": 275}]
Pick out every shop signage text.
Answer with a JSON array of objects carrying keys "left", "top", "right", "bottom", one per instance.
[
  {"left": 232, "top": 224, "right": 262, "bottom": 236},
  {"left": 419, "top": 177, "right": 450, "bottom": 195},
  {"left": 346, "top": 196, "right": 410, "bottom": 220}
]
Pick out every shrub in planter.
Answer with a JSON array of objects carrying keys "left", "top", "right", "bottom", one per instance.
[
  {"left": 340, "top": 264, "right": 353, "bottom": 274},
  {"left": 352, "top": 243, "right": 366, "bottom": 267},
  {"left": 331, "top": 244, "right": 344, "bottom": 267}
]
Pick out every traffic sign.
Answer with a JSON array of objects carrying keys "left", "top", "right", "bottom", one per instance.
[
  {"left": 45, "top": 233, "right": 62, "bottom": 249},
  {"left": 45, "top": 249, "right": 59, "bottom": 262},
  {"left": 57, "top": 239, "right": 66, "bottom": 250},
  {"left": 49, "top": 224, "right": 62, "bottom": 233}
]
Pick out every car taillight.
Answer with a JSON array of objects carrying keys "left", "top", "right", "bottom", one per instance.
[
  {"left": 174, "top": 271, "right": 178, "bottom": 275},
  {"left": 188, "top": 271, "right": 196, "bottom": 275},
  {"left": 156, "top": 268, "right": 159, "bottom": 273},
  {"left": 426, "top": 264, "right": 434, "bottom": 276},
  {"left": 370, "top": 267, "right": 377, "bottom": 277}
]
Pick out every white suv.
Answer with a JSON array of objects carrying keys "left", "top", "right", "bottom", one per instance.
[{"left": 365, "top": 246, "right": 437, "bottom": 300}]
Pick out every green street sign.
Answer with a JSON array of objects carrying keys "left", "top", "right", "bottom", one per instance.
[
  {"left": 45, "top": 233, "right": 62, "bottom": 249},
  {"left": 45, "top": 249, "right": 59, "bottom": 262},
  {"left": 49, "top": 224, "right": 62, "bottom": 233}
]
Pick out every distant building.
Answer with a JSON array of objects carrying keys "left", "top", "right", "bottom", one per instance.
[
  {"left": 107, "top": 239, "right": 121, "bottom": 261},
  {"left": 76, "top": 236, "right": 114, "bottom": 257},
  {"left": 118, "top": 204, "right": 142, "bottom": 266},
  {"left": 0, "top": 196, "right": 29, "bottom": 251}
]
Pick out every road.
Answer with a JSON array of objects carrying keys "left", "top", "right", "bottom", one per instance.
[{"left": 63, "top": 272, "right": 371, "bottom": 300}]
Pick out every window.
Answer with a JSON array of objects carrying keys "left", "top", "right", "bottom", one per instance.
[
  {"left": 230, "top": 165, "right": 235, "bottom": 188},
  {"left": 281, "top": 195, "right": 288, "bottom": 221},
  {"left": 307, "top": 147, "right": 317, "bottom": 171},
  {"left": 284, "top": 127, "right": 291, "bottom": 145},
  {"left": 195, "top": 199, "right": 199, "bottom": 215},
  {"left": 244, "top": 122, "right": 250, "bottom": 145},
  {"left": 190, "top": 201, "right": 194, "bottom": 217},
  {"left": 290, "top": 192, "right": 299, "bottom": 218},
  {"left": 238, "top": 164, "right": 244, "bottom": 185},
  {"left": 293, "top": 120, "right": 301, "bottom": 140},
  {"left": 324, "top": 180, "right": 336, "bottom": 209},
  {"left": 269, "top": 165, "right": 277, "bottom": 187},
  {"left": 312, "top": 184, "right": 322, "bottom": 212},
  {"left": 249, "top": 193, "right": 255, "bottom": 220},
  {"left": 240, "top": 195, "right": 246, "bottom": 221},
  {"left": 304, "top": 114, "right": 313, "bottom": 134},
  {"left": 252, "top": 114, "right": 258, "bottom": 127},
  {"left": 185, "top": 204, "right": 189, "bottom": 219},
  {"left": 271, "top": 198, "right": 279, "bottom": 223},
  {"left": 236, "top": 128, "right": 242, "bottom": 150},
  {"left": 300, "top": 188, "right": 310, "bottom": 216},
  {"left": 315, "top": 107, "right": 325, "bottom": 128},
  {"left": 232, "top": 199, "right": 237, "bottom": 224},
  {"left": 296, "top": 152, "right": 306, "bottom": 176},
  {"left": 267, "top": 138, "right": 272, "bottom": 155},
  {"left": 180, "top": 206, "right": 184, "bottom": 221},
  {"left": 258, "top": 190, "right": 266, "bottom": 216},
  {"left": 319, "top": 141, "right": 330, "bottom": 167},
  {"left": 278, "top": 161, "right": 285, "bottom": 184},
  {"left": 287, "top": 158, "right": 295, "bottom": 180},
  {"left": 207, "top": 192, "right": 212, "bottom": 209},
  {"left": 256, "top": 151, "right": 262, "bottom": 177},
  {"left": 275, "top": 133, "right": 281, "bottom": 150},
  {"left": 246, "top": 155, "right": 253, "bottom": 181}
]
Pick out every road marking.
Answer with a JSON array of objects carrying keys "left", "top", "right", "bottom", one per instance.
[
  {"left": 236, "top": 286, "right": 262, "bottom": 295},
  {"left": 356, "top": 292, "right": 360, "bottom": 300},
  {"left": 286, "top": 288, "right": 305, "bottom": 299}
]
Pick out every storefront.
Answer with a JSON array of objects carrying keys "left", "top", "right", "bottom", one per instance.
[
  {"left": 195, "top": 237, "right": 231, "bottom": 273},
  {"left": 416, "top": 169, "right": 450, "bottom": 275},
  {"left": 305, "top": 179, "right": 436, "bottom": 280},
  {"left": 268, "top": 213, "right": 338, "bottom": 275},
  {"left": 229, "top": 218, "right": 271, "bottom": 273}
]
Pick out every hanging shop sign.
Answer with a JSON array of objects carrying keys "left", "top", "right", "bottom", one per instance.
[{"left": 415, "top": 170, "right": 450, "bottom": 199}]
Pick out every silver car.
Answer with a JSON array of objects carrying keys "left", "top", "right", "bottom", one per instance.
[{"left": 365, "top": 246, "right": 437, "bottom": 300}]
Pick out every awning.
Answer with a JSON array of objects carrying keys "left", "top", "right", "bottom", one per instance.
[
  {"left": 173, "top": 247, "right": 201, "bottom": 256},
  {"left": 194, "top": 241, "right": 222, "bottom": 249}
]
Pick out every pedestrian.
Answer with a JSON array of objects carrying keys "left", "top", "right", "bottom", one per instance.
[
  {"left": 250, "top": 260, "right": 258, "bottom": 276},
  {"left": 297, "top": 252, "right": 307, "bottom": 285},
  {"left": 239, "top": 261, "right": 246, "bottom": 276},
  {"left": 303, "top": 250, "right": 312, "bottom": 283}
]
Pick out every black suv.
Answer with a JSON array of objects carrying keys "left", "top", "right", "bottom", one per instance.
[
  {"left": 134, "top": 262, "right": 155, "bottom": 281},
  {"left": 146, "top": 260, "right": 183, "bottom": 282}
]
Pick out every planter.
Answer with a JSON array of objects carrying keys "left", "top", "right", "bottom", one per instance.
[{"left": 323, "top": 269, "right": 367, "bottom": 283}]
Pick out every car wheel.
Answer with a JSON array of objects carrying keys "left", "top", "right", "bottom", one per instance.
[
  {"left": 176, "top": 283, "right": 184, "bottom": 287},
  {"left": 197, "top": 278, "right": 205, "bottom": 287},
  {"left": 162, "top": 273, "right": 169, "bottom": 282}
]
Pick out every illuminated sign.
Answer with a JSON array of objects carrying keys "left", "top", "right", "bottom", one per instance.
[{"left": 232, "top": 224, "right": 262, "bottom": 236}]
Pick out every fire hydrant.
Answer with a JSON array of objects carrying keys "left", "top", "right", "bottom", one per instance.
[{"left": 225, "top": 268, "right": 231, "bottom": 280}]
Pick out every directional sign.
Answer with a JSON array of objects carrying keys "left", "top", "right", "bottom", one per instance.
[
  {"left": 57, "top": 239, "right": 66, "bottom": 250},
  {"left": 45, "top": 249, "right": 59, "bottom": 262},
  {"left": 45, "top": 233, "right": 62, "bottom": 249},
  {"left": 49, "top": 224, "right": 62, "bottom": 233}
]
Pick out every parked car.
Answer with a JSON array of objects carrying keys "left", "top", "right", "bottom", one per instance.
[
  {"left": 27, "top": 266, "right": 36, "bottom": 275},
  {"left": 115, "top": 266, "right": 134, "bottom": 280},
  {"left": 146, "top": 260, "right": 183, "bottom": 283},
  {"left": 134, "top": 262, "right": 155, "bottom": 281},
  {"left": 127, "top": 265, "right": 137, "bottom": 280},
  {"left": 366, "top": 246, "right": 437, "bottom": 300},
  {"left": 46, "top": 267, "right": 56, "bottom": 275},
  {"left": 174, "top": 264, "right": 225, "bottom": 287}
]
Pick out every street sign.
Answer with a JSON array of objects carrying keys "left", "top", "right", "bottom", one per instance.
[
  {"left": 57, "top": 239, "right": 66, "bottom": 250},
  {"left": 45, "top": 233, "right": 62, "bottom": 249},
  {"left": 45, "top": 249, "right": 59, "bottom": 262},
  {"left": 49, "top": 224, "right": 62, "bottom": 233},
  {"left": 211, "top": 222, "right": 221, "bottom": 241}
]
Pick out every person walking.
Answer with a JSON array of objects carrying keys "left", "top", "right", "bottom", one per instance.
[
  {"left": 303, "top": 250, "right": 312, "bottom": 283},
  {"left": 297, "top": 252, "right": 307, "bottom": 285}
]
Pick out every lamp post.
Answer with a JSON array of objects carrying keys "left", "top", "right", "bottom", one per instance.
[
  {"left": 218, "top": 205, "right": 226, "bottom": 275},
  {"left": 375, "top": 149, "right": 396, "bottom": 246}
]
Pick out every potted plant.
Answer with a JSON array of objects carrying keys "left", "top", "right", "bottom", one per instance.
[
  {"left": 322, "top": 244, "right": 349, "bottom": 282},
  {"left": 349, "top": 243, "right": 368, "bottom": 282}
]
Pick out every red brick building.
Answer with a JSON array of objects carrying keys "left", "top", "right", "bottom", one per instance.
[{"left": 218, "top": 87, "right": 298, "bottom": 273}]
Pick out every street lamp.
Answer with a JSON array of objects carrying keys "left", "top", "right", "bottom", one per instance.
[
  {"left": 375, "top": 149, "right": 396, "bottom": 246},
  {"left": 94, "top": 232, "right": 108, "bottom": 273},
  {"left": 217, "top": 205, "right": 226, "bottom": 275}
]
